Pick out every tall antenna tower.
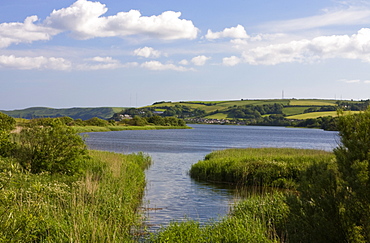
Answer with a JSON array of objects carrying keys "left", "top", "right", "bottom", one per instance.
[{"left": 282, "top": 90, "right": 284, "bottom": 99}]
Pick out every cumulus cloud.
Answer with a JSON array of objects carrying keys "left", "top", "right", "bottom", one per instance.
[
  {"left": 191, "top": 55, "right": 211, "bottom": 66},
  {"left": 89, "top": 56, "right": 119, "bottom": 63},
  {"left": 241, "top": 28, "right": 370, "bottom": 65},
  {"left": 179, "top": 59, "right": 189, "bottom": 65},
  {"left": 0, "top": 54, "right": 140, "bottom": 71},
  {"left": 44, "top": 0, "right": 199, "bottom": 40},
  {"left": 0, "top": 0, "right": 199, "bottom": 48},
  {"left": 0, "top": 55, "right": 71, "bottom": 70},
  {"left": 77, "top": 61, "right": 138, "bottom": 70},
  {"left": 133, "top": 47, "right": 161, "bottom": 58},
  {"left": 78, "top": 56, "right": 129, "bottom": 70},
  {"left": 223, "top": 56, "right": 241, "bottom": 66},
  {"left": 141, "top": 61, "right": 190, "bottom": 71},
  {"left": 205, "top": 25, "right": 249, "bottom": 40},
  {"left": 0, "top": 16, "right": 60, "bottom": 48}
]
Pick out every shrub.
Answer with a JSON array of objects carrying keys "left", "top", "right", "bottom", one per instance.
[
  {"left": 15, "top": 121, "right": 87, "bottom": 174},
  {"left": 0, "top": 112, "right": 16, "bottom": 157}
]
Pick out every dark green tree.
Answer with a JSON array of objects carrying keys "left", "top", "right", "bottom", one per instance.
[
  {"left": 287, "top": 109, "right": 370, "bottom": 242},
  {"left": 334, "top": 110, "right": 370, "bottom": 241}
]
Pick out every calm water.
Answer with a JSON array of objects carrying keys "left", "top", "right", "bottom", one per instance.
[{"left": 84, "top": 124, "right": 339, "bottom": 229}]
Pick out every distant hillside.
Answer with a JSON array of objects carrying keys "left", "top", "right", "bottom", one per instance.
[
  {"left": 1, "top": 107, "right": 125, "bottom": 120},
  {"left": 111, "top": 98, "right": 368, "bottom": 130},
  {"left": 145, "top": 99, "right": 367, "bottom": 119}
]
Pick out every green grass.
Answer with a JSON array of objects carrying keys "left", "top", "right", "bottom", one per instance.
[
  {"left": 190, "top": 148, "right": 335, "bottom": 188},
  {"left": 286, "top": 110, "right": 361, "bottom": 119},
  {"left": 0, "top": 150, "right": 151, "bottom": 242},
  {"left": 149, "top": 192, "right": 288, "bottom": 242},
  {"left": 289, "top": 99, "right": 337, "bottom": 106},
  {"left": 149, "top": 99, "right": 291, "bottom": 114},
  {"left": 282, "top": 106, "right": 312, "bottom": 116}
]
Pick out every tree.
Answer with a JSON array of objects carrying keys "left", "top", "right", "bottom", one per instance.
[
  {"left": 334, "top": 110, "right": 370, "bottom": 241},
  {"left": 287, "top": 109, "right": 370, "bottom": 242},
  {"left": 0, "top": 112, "right": 16, "bottom": 157},
  {"left": 16, "top": 120, "right": 87, "bottom": 174}
]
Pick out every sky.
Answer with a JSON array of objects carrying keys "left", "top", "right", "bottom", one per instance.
[{"left": 1, "top": 0, "right": 370, "bottom": 110}]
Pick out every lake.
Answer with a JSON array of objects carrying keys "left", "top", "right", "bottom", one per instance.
[{"left": 84, "top": 124, "right": 339, "bottom": 230}]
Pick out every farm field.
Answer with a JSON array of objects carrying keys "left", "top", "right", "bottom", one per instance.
[{"left": 286, "top": 110, "right": 361, "bottom": 119}]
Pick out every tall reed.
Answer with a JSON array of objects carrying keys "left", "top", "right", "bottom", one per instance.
[
  {"left": 190, "top": 148, "right": 334, "bottom": 188},
  {"left": 0, "top": 150, "right": 151, "bottom": 242}
]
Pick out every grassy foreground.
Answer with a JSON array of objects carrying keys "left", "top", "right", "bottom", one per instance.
[
  {"left": 0, "top": 150, "right": 151, "bottom": 242},
  {"left": 190, "top": 148, "right": 334, "bottom": 188},
  {"left": 149, "top": 192, "right": 288, "bottom": 243}
]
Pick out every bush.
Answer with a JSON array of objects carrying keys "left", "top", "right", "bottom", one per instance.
[
  {"left": 84, "top": 117, "right": 109, "bottom": 126},
  {"left": 15, "top": 121, "right": 87, "bottom": 174},
  {"left": 286, "top": 109, "right": 370, "bottom": 242},
  {"left": 0, "top": 112, "right": 16, "bottom": 157}
]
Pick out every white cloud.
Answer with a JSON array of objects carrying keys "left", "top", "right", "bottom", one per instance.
[
  {"left": 241, "top": 28, "right": 370, "bottom": 65},
  {"left": 44, "top": 0, "right": 199, "bottom": 40},
  {"left": 191, "top": 55, "right": 211, "bottom": 66},
  {"left": 77, "top": 61, "right": 138, "bottom": 70},
  {"left": 133, "top": 47, "right": 161, "bottom": 58},
  {"left": 179, "top": 59, "right": 189, "bottom": 65},
  {"left": 89, "top": 56, "right": 119, "bottom": 63},
  {"left": 0, "top": 16, "right": 60, "bottom": 48},
  {"left": 338, "top": 79, "right": 360, "bottom": 83},
  {"left": 0, "top": 55, "right": 71, "bottom": 70},
  {"left": 223, "top": 56, "right": 241, "bottom": 66},
  {"left": 205, "top": 25, "right": 249, "bottom": 40},
  {"left": 261, "top": 6, "right": 370, "bottom": 32},
  {"left": 141, "top": 61, "right": 190, "bottom": 71},
  {"left": 0, "top": 0, "right": 199, "bottom": 49}
]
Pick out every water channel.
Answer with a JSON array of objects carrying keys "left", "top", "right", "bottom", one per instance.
[{"left": 84, "top": 124, "right": 339, "bottom": 230}]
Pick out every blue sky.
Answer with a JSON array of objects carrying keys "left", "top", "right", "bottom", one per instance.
[{"left": 1, "top": 0, "right": 370, "bottom": 110}]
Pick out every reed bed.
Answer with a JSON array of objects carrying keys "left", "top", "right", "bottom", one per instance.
[
  {"left": 149, "top": 192, "right": 288, "bottom": 243},
  {"left": 0, "top": 150, "right": 151, "bottom": 242},
  {"left": 190, "top": 148, "right": 335, "bottom": 188}
]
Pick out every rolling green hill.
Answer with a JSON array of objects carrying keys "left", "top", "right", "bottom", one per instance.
[
  {"left": 131, "top": 99, "right": 369, "bottom": 130},
  {"left": 1, "top": 107, "right": 125, "bottom": 120}
]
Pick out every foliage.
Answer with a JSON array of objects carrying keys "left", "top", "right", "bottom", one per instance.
[
  {"left": 0, "top": 150, "right": 151, "bottom": 242},
  {"left": 14, "top": 120, "right": 87, "bottom": 174},
  {"left": 190, "top": 148, "right": 334, "bottom": 188},
  {"left": 286, "top": 109, "right": 370, "bottom": 242},
  {"left": 294, "top": 116, "right": 338, "bottom": 130},
  {"left": 119, "top": 115, "right": 186, "bottom": 127},
  {"left": 84, "top": 117, "right": 110, "bottom": 126},
  {"left": 334, "top": 109, "right": 370, "bottom": 241},
  {"left": 227, "top": 103, "right": 284, "bottom": 119},
  {"left": 336, "top": 100, "right": 370, "bottom": 111},
  {"left": 285, "top": 162, "right": 346, "bottom": 242},
  {"left": 303, "top": 105, "right": 337, "bottom": 113},
  {"left": 0, "top": 107, "right": 124, "bottom": 120},
  {"left": 0, "top": 112, "right": 16, "bottom": 157},
  {"left": 149, "top": 192, "right": 287, "bottom": 243}
]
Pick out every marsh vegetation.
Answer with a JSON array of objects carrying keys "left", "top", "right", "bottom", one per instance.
[{"left": 149, "top": 109, "right": 370, "bottom": 242}]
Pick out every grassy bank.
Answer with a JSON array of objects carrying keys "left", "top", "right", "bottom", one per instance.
[
  {"left": 73, "top": 125, "right": 191, "bottom": 133},
  {"left": 149, "top": 192, "right": 288, "bottom": 242},
  {"left": 0, "top": 150, "right": 151, "bottom": 242},
  {"left": 190, "top": 148, "right": 334, "bottom": 188}
]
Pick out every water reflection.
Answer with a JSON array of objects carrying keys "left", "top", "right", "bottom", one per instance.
[{"left": 84, "top": 124, "right": 339, "bottom": 230}]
